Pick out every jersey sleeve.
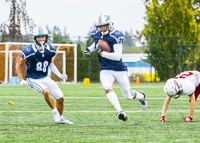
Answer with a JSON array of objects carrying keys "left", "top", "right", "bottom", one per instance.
[
  {"left": 110, "top": 30, "right": 125, "bottom": 44},
  {"left": 48, "top": 44, "right": 56, "bottom": 57},
  {"left": 21, "top": 45, "right": 35, "bottom": 60}
]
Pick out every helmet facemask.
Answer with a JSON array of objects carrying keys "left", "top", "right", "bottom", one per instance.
[
  {"left": 34, "top": 35, "right": 48, "bottom": 50},
  {"left": 96, "top": 24, "right": 110, "bottom": 36},
  {"left": 32, "top": 26, "right": 49, "bottom": 50}
]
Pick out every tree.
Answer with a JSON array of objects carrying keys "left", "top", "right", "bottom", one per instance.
[
  {"left": 0, "top": 0, "right": 35, "bottom": 41},
  {"left": 0, "top": 33, "right": 6, "bottom": 42},
  {"left": 77, "top": 43, "right": 89, "bottom": 81},
  {"left": 141, "top": 0, "right": 200, "bottom": 80},
  {"left": 52, "top": 33, "right": 60, "bottom": 43}
]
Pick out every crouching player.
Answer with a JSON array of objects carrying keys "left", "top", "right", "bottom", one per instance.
[
  {"left": 160, "top": 71, "right": 200, "bottom": 122},
  {"left": 16, "top": 25, "right": 73, "bottom": 124}
]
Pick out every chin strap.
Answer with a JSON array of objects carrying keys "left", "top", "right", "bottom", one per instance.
[{"left": 35, "top": 41, "right": 46, "bottom": 50}]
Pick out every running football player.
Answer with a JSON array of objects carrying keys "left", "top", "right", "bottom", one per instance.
[{"left": 84, "top": 14, "right": 148, "bottom": 121}]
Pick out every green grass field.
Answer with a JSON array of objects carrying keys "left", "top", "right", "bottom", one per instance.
[{"left": 0, "top": 83, "right": 200, "bottom": 143}]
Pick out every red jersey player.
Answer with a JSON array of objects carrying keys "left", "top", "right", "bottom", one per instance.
[{"left": 160, "top": 71, "right": 200, "bottom": 122}]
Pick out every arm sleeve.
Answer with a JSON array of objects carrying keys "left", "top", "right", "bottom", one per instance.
[
  {"left": 87, "top": 43, "right": 96, "bottom": 53},
  {"left": 101, "top": 43, "right": 122, "bottom": 61},
  {"left": 49, "top": 63, "right": 61, "bottom": 78}
]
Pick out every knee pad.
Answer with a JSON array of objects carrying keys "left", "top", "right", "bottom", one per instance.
[{"left": 101, "top": 81, "right": 112, "bottom": 92}]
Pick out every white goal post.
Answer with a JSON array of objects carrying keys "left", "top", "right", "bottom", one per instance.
[{"left": 1, "top": 42, "right": 77, "bottom": 84}]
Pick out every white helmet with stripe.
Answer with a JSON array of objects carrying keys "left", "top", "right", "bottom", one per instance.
[
  {"left": 32, "top": 26, "right": 48, "bottom": 50},
  {"left": 164, "top": 78, "right": 183, "bottom": 99},
  {"left": 95, "top": 13, "right": 114, "bottom": 36}
]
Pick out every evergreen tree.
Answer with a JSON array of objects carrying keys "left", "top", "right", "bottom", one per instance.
[
  {"left": 0, "top": 33, "right": 6, "bottom": 42},
  {"left": 52, "top": 33, "right": 60, "bottom": 43}
]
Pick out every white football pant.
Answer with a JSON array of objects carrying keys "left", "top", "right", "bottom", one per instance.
[
  {"left": 100, "top": 70, "right": 135, "bottom": 99},
  {"left": 27, "top": 76, "right": 64, "bottom": 99}
]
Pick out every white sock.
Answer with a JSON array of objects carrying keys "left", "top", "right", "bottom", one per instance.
[
  {"left": 52, "top": 107, "right": 58, "bottom": 113},
  {"left": 60, "top": 114, "right": 63, "bottom": 119},
  {"left": 135, "top": 92, "right": 144, "bottom": 100},
  {"left": 106, "top": 91, "right": 122, "bottom": 112}
]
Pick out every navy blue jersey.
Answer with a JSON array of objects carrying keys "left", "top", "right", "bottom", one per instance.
[
  {"left": 91, "top": 29, "right": 127, "bottom": 71},
  {"left": 21, "top": 44, "right": 56, "bottom": 79}
]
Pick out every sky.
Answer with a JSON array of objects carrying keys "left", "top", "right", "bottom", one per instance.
[{"left": 0, "top": 0, "right": 146, "bottom": 43}]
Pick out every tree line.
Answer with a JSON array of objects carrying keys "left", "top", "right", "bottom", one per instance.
[{"left": 136, "top": 0, "right": 200, "bottom": 81}]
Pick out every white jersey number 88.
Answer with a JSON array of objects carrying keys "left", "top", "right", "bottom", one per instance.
[{"left": 36, "top": 61, "right": 48, "bottom": 72}]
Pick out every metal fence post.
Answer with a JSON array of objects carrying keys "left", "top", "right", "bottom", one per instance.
[
  {"left": 60, "top": 35, "right": 62, "bottom": 43},
  {"left": 180, "top": 35, "right": 182, "bottom": 73},
  {"left": 89, "top": 37, "right": 91, "bottom": 81}
]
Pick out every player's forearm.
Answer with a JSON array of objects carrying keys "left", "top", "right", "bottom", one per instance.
[
  {"left": 49, "top": 63, "right": 62, "bottom": 78},
  {"left": 101, "top": 52, "right": 121, "bottom": 61},
  {"left": 189, "top": 94, "right": 196, "bottom": 118},
  {"left": 162, "top": 96, "right": 171, "bottom": 116},
  {"left": 189, "top": 101, "right": 195, "bottom": 118},
  {"left": 88, "top": 43, "right": 96, "bottom": 53},
  {"left": 101, "top": 44, "right": 122, "bottom": 61},
  {"left": 162, "top": 101, "right": 169, "bottom": 116},
  {"left": 16, "top": 63, "right": 24, "bottom": 80}
]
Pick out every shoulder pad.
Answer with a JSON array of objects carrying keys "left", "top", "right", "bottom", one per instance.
[
  {"left": 91, "top": 29, "right": 98, "bottom": 36},
  {"left": 47, "top": 44, "right": 56, "bottom": 52},
  {"left": 21, "top": 44, "right": 35, "bottom": 59},
  {"left": 110, "top": 30, "right": 125, "bottom": 44}
]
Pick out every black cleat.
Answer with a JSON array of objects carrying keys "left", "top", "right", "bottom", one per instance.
[{"left": 117, "top": 111, "right": 128, "bottom": 121}]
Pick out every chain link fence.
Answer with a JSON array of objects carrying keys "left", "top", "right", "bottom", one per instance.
[{"left": 1, "top": 34, "right": 200, "bottom": 82}]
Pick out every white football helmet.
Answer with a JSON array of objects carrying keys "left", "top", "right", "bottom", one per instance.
[
  {"left": 32, "top": 26, "right": 48, "bottom": 50},
  {"left": 164, "top": 78, "right": 183, "bottom": 99},
  {"left": 95, "top": 13, "right": 114, "bottom": 36}
]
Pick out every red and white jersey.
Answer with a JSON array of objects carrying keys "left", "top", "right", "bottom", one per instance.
[{"left": 173, "top": 71, "right": 200, "bottom": 96}]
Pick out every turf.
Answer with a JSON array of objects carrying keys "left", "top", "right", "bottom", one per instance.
[{"left": 0, "top": 83, "right": 200, "bottom": 143}]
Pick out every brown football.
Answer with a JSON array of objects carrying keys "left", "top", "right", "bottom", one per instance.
[{"left": 98, "top": 39, "right": 110, "bottom": 53}]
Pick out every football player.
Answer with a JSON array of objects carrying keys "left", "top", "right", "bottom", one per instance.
[
  {"left": 160, "top": 71, "right": 200, "bottom": 122},
  {"left": 84, "top": 13, "right": 148, "bottom": 121},
  {"left": 16, "top": 26, "right": 73, "bottom": 124}
]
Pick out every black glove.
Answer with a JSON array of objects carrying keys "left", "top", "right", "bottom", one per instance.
[
  {"left": 97, "top": 44, "right": 102, "bottom": 56},
  {"left": 84, "top": 48, "right": 91, "bottom": 56}
]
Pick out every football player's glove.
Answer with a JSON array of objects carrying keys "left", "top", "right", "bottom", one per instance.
[
  {"left": 97, "top": 44, "right": 102, "bottom": 56},
  {"left": 160, "top": 116, "right": 165, "bottom": 122},
  {"left": 60, "top": 74, "right": 68, "bottom": 80},
  {"left": 84, "top": 48, "right": 91, "bottom": 57},
  {"left": 20, "top": 79, "right": 28, "bottom": 87},
  {"left": 184, "top": 116, "right": 193, "bottom": 122}
]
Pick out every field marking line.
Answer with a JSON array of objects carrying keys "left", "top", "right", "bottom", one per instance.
[
  {"left": 98, "top": 86, "right": 164, "bottom": 88},
  {"left": 1, "top": 103, "right": 200, "bottom": 108},
  {"left": 0, "top": 110, "right": 200, "bottom": 113},
  {"left": 0, "top": 96, "right": 189, "bottom": 100}
]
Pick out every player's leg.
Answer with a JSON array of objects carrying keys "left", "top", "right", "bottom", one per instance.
[
  {"left": 114, "top": 71, "right": 148, "bottom": 110},
  {"left": 42, "top": 77, "right": 73, "bottom": 124},
  {"left": 26, "top": 78, "right": 61, "bottom": 123},
  {"left": 100, "top": 70, "right": 127, "bottom": 121}
]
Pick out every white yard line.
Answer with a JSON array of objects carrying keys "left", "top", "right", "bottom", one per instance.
[
  {"left": 0, "top": 104, "right": 198, "bottom": 108},
  {"left": 0, "top": 96, "right": 189, "bottom": 100},
  {"left": 111, "top": 86, "right": 164, "bottom": 88},
  {"left": 0, "top": 110, "right": 199, "bottom": 113}
]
